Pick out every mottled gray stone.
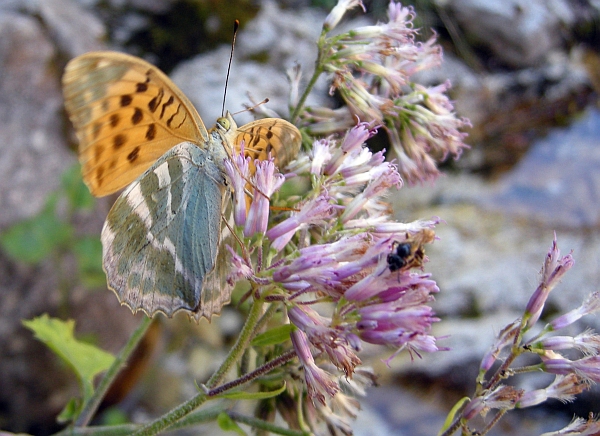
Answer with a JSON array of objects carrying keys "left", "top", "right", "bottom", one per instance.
[
  {"left": 0, "top": 12, "right": 73, "bottom": 228},
  {"left": 39, "top": 0, "right": 106, "bottom": 57},
  {"left": 442, "top": 0, "right": 566, "bottom": 68},
  {"left": 171, "top": 1, "right": 330, "bottom": 127}
]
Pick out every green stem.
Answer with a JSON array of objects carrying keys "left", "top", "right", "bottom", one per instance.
[
  {"left": 55, "top": 424, "right": 140, "bottom": 436},
  {"left": 480, "top": 409, "right": 507, "bottom": 436},
  {"left": 209, "top": 349, "right": 296, "bottom": 397},
  {"left": 227, "top": 412, "right": 308, "bottom": 436},
  {"left": 132, "top": 299, "right": 266, "bottom": 435},
  {"left": 75, "top": 315, "right": 153, "bottom": 427},
  {"left": 438, "top": 417, "right": 463, "bottom": 436},
  {"left": 290, "top": 32, "right": 328, "bottom": 124},
  {"left": 206, "top": 299, "right": 266, "bottom": 388}
]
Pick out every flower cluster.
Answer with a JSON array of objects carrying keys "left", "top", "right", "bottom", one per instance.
[
  {"left": 224, "top": 122, "right": 441, "bottom": 431},
  {"left": 446, "top": 237, "right": 600, "bottom": 436},
  {"left": 298, "top": 0, "right": 471, "bottom": 184}
]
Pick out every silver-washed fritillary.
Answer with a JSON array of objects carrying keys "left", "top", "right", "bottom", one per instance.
[{"left": 62, "top": 51, "right": 301, "bottom": 320}]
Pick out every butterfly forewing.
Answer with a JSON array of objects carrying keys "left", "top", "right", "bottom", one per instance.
[
  {"left": 64, "top": 51, "right": 303, "bottom": 320},
  {"left": 63, "top": 51, "right": 209, "bottom": 196},
  {"left": 102, "top": 142, "right": 232, "bottom": 319}
]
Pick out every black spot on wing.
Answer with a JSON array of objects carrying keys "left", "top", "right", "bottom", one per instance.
[
  {"left": 132, "top": 107, "right": 143, "bottom": 125},
  {"left": 121, "top": 95, "right": 132, "bottom": 107},
  {"left": 146, "top": 123, "right": 156, "bottom": 141},
  {"left": 113, "top": 134, "right": 127, "bottom": 149},
  {"left": 127, "top": 146, "right": 140, "bottom": 162}
]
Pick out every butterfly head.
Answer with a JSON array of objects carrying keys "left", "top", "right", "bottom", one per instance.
[{"left": 215, "top": 112, "right": 237, "bottom": 135}]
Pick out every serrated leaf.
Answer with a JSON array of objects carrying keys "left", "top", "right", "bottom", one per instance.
[
  {"left": 22, "top": 315, "right": 115, "bottom": 405},
  {"left": 217, "top": 412, "right": 246, "bottom": 435},
  {"left": 73, "top": 236, "right": 105, "bottom": 288},
  {"left": 61, "top": 164, "right": 95, "bottom": 210},
  {"left": 220, "top": 382, "right": 287, "bottom": 400},
  {"left": 0, "top": 200, "right": 72, "bottom": 264},
  {"left": 251, "top": 324, "right": 296, "bottom": 347}
]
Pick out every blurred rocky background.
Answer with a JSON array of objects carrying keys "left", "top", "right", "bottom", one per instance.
[{"left": 1, "top": 0, "right": 600, "bottom": 435}]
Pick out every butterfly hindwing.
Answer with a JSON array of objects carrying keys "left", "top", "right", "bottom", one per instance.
[
  {"left": 63, "top": 51, "right": 304, "bottom": 320},
  {"left": 234, "top": 118, "right": 302, "bottom": 171},
  {"left": 101, "top": 142, "right": 232, "bottom": 319},
  {"left": 63, "top": 51, "right": 210, "bottom": 197}
]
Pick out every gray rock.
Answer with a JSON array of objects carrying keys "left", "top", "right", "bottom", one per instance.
[
  {"left": 171, "top": 46, "right": 295, "bottom": 127},
  {"left": 0, "top": 11, "right": 73, "bottom": 228},
  {"left": 39, "top": 0, "right": 106, "bottom": 58},
  {"left": 488, "top": 107, "right": 600, "bottom": 228},
  {"left": 171, "top": 1, "right": 330, "bottom": 126},
  {"left": 441, "top": 0, "right": 567, "bottom": 68}
]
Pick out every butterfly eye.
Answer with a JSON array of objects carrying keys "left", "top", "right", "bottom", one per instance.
[{"left": 216, "top": 117, "right": 231, "bottom": 131}]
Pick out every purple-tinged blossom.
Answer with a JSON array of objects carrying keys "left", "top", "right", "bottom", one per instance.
[
  {"left": 480, "top": 320, "right": 521, "bottom": 372},
  {"left": 462, "top": 385, "right": 523, "bottom": 420},
  {"left": 338, "top": 150, "right": 388, "bottom": 183},
  {"left": 287, "top": 63, "right": 301, "bottom": 108},
  {"left": 387, "top": 1, "right": 415, "bottom": 24},
  {"left": 341, "top": 164, "right": 401, "bottom": 222},
  {"left": 526, "top": 235, "right": 575, "bottom": 327},
  {"left": 288, "top": 306, "right": 361, "bottom": 377},
  {"left": 334, "top": 237, "right": 391, "bottom": 283},
  {"left": 550, "top": 292, "right": 600, "bottom": 330},
  {"left": 544, "top": 356, "right": 600, "bottom": 383},
  {"left": 517, "top": 375, "right": 587, "bottom": 408},
  {"left": 291, "top": 330, "right": 340, "bottom": 405},
  {"left": 314, "top": 2, "right": 470, "bottom": 184},
  {"left": 225, "top": 145, "right": 251, "bottom": 227},
  {"left": 266, "top": 194, "right": 336, "bottom": 252},
  {"left": 538, "top": 330, "right": 600, "bottom": 355},
  {"left": 272, "top": 234, "right": 369, "bottom": 285},
  {"left": 540, "top": 416, "right": 600, "bottom": 436},
  {"left": 358, "top": 303, "right": 437, "bottom": 333},
  {"left": 310, "top": 139, "right": 333, "bottom": 175},
  {"left": 349, "top": 216, "right": 442, "bottom": 234},
  {"left": 323, "top": 0, "right": 364, "bottom": 31},
  {"left": 244, "top": 158, "right": 285, "bottom": 236},
  {"left": 225, "top": 246, "right": 254, "bottom": 285},
  {"left": 325, "top": 122, "right": 378, "bottom": 175}
]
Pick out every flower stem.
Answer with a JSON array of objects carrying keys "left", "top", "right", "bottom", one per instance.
[
  {"left": 132, "top": 298, "right": 266, "bottom": 435},
  {"left": 206, "top": 298, "right": 266, "bottom": 388},
  {"left": 75, "top": 315, "right": 153, "bottom": 427},
  {"left": 290, "top": 32, "right": 328, "bottom": 124},
  {"left": 226, "top": 411, "right": 308, "bottom": 436},
  {"left": 208, "top": 349, "right": 296, "bottom": 397}
]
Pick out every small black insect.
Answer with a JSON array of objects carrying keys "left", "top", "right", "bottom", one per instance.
[
  {"left": 387, "top": 241, "right": 412, "bottom": 272},
  {"left": 386, "top": 229, "right": 435, "bottom": 273}
]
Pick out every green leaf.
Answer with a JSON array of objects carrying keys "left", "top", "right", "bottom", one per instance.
[
  {"left": 100, "top": 407, "right": 129, "bottom": 425},
  {"left": 0, "top": 199, "right": 72, "bottom": 264},
  {"left": 438, "top": 396, "right": 470, "bottom": 436},
  {"left": 22, "top": 315, "right": 115, "bottom": 406},
  {"left": 73, "top": 236, "right": 105, "bottom": 288},
  {"left": 57, "top": 397, "right": 80, "bottom": 424},
  {"left": 61, "top": 164, "right": 95, "bottom": 210},
  {"left": 251, "top": 324, "right": 296, "bottom": 347},
  {"left": 217, "top": 412, "right": 246, "bottom": 435},
  {"left": 219, "top": 382, "right": 287, "bottom": 400}
]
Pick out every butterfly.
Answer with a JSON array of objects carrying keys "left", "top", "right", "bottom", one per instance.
[{"left": 62, "top": 51, "right": 301, "bottom": 321}]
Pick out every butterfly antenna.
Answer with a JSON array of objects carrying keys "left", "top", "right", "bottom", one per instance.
[
  {"left": 222, "top": 19, "right": 240, "bottom": 117},
  {"left": 232, "top": 98, "right": 270, "bottom": 116}
]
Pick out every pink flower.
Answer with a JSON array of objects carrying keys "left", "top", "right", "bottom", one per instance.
[
  {"left": 291, "top": 330, "right": 340, "bottom": 405},
  {"left": 526, "top": 234, "right": 575, "bottom": 326}
]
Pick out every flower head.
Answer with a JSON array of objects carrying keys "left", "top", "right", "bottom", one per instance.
[{"left": 301, "top": 1, "right": 470, "bottom": 184}]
